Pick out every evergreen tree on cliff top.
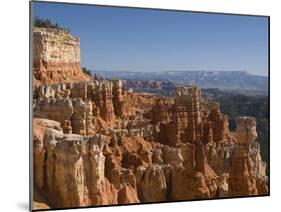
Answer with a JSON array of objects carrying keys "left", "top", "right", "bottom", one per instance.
[{"left": 33, "top": 16, "right": 70, "bottom": 33}]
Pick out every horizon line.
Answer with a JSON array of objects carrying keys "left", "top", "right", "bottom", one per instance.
[{"left": 89, "top": 69, "right": 268, "bottom": 77}]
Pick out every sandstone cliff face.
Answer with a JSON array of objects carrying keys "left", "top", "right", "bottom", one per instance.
[
  {"left": 32, "top": 28, "right": 268, "bottom": 210},
  {"left": 33, "top": 80, "right": 130, "bottom": 134},
  {"left": 158, "top": 86, "right": 203, "bottom": 146},
  {"left": 33, "top": 27, "right": 90, "bottom": 84},
  {"left": 229, "top": 117, "right": 268, "bottom": 196},
  {"left": 208, "top": 102, "right": 229, "bottom": 143},
  {"left": 151, "top": 86, "right": 267, "bottom": 199},
  {"left": 136, "top": 165, "right": 168, "bottom": 202},
  {"left": 33, "top": 119, "right": 118, "bottom": 208},
  {"left": 236, "top": 117, "right": 258, "bottom": 145}
]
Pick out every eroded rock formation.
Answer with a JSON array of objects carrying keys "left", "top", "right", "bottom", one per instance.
[
  {"left": 229, "top": 117, "right": 268, "bottom": 196},
  {"left": 33, "top": 84, "right": 268, "bottom": 209},
  {"left": 32, "top": 28, "right": 268, "bottom": 210},
  {"left": 33, "top": 27, "right": 90, "bottom": 84}
]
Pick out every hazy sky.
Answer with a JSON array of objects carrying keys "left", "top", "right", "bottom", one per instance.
[{"left": 33, "top": 2, "right": 269, "bottom": 76}]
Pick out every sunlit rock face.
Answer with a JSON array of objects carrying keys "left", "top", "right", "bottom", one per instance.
[
  {"left": 33, "top": 27, "right": 90, "bottom": 84},
  {"left": 32, "top": 28, "right": 268, "bottom": 210},
  {"left": 33, "top": 87, "right": 269, "bottom": 209},
  {"left": 33, "top": 80, "right": 130, "bottom": 136},
  {"left": 236, "top": 117, "right": 258, "bottom": 145},
  {"left": 208, "top": 102, "right": 229, "bottom": 143},
  {"left": 229, "top": 116, "right": 268, "bottom": 197},
  {"left": 33, "top": 120, "right": 117, "bottom": 208}
]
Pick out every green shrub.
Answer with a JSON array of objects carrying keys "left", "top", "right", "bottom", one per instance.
[
  {"left": 82, "top": 67, "right": 92, "bottom": 77},
  {"left": 33, "top": 16, "right": 70, "bottom": 33}
]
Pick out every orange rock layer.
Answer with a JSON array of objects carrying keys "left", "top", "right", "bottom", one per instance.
[
  {"left": 32, "top": 28, "right": 268, "bottom": 210},
  {"left": 33, "top": 61, "right": 90, "bottom": 85},
  {"left": 33, "top": 83, "right": 268, "bottom": 210}
]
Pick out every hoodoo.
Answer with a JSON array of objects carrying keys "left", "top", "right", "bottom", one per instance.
[{"left": 32, "top": 27, "right": 268, "bottom": 209}]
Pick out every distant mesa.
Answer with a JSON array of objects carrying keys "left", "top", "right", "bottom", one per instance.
[{"left": 95, "top": 70, "right": 268, "bottom": 92}]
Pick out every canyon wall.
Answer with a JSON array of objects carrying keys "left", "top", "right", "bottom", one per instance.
[
  {"left": 33, "top": 27, "right": 90, "bottom": 84},
  {"left": 32, "top": 28, "right": 268, "bottom": 210}
]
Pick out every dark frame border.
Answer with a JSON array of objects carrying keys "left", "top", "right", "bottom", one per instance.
[{"left": 29, "top": 0, "right": 270, "bottom": 211}]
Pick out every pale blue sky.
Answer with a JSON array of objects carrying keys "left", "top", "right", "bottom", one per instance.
[{"left": 33, "top": 2, "right": 269, "bottom": 76}]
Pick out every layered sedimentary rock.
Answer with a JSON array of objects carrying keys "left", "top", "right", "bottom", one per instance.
[
  {"left": 229, "top": 117, "right": 268, "bottom": 196},
  {"left": 32, "top": 28, "right": 268, "bottom": 210},
  {"left": 136, "top": 165, "right": 169, "bottom": 202},
  {"left": 33, "top": 120, "right": 117, "bottom": 207},
  {"left": 236, "top": 117, "right": 257, "bottom": 145},
  {"left": 33, "top": 84, "right": 268, "bottom": 210},
  {"left": 34, "top": 98, "right": 74, "bottom": 124},
  {"left": 112, "top": 80, "right": 126, "bottom": 117},
  {"left": 118, "top": 185, "right": 139, "bottom": 204},
  {"left": 33, "top": 27, "right": 90, "bottom": 84},
  {"left": 158, "top": 86, "right": 203, "bottom": 146},
  {"left": 175, "top": 86, "right": 202, "bottom": 143},
  {"left": 208, "top": 102, "right": 229, "bottom": 143},
  {"left": 150, "top": 98, "right": 173, "bottom": 124},
  {"left": 33, "top": 80, "right": 130, "bottom": 134}
]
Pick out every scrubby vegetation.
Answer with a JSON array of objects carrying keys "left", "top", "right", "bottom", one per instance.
[
  {"left": 82, "top": 67, "right": 92, "bottom": 77},
  {"left": 33, "top": 16, "right": 70, "bottom": 33},
  {"left": 82, "top": 67, "right": 102, "bottom": 80}
]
